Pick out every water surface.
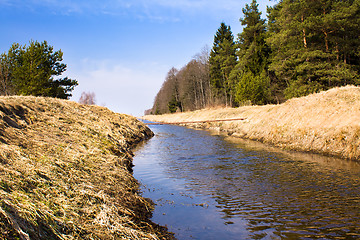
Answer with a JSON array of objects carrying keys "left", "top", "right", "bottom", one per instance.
[{"left": 133, "top": 124, "right": 360, "bottom": 239}]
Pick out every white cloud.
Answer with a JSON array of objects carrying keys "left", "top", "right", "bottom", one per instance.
[{"left": 69, "top": 59, "right": 166, "bottom": 116}]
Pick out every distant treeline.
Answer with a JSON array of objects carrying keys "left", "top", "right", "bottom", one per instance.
[{"left": 147, "top": 0, "right": 360, "bottom": 115}]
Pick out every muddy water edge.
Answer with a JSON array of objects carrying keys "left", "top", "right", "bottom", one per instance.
[{"left": 133, "top": 122, "right": 360, "bottom": 240}]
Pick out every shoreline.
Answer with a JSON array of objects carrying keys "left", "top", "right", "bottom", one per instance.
[
  {"left": 142, "top": 86, "right": 360, "bottom": 161},
  {"left": 0, "top": 96, "right": 173, "bottom": 239}
]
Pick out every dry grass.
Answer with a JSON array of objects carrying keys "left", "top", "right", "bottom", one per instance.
[
  {"left": 143, "top": 85, "right": 360, "bottom": 161},
  {"left": 0, "top": 96, "right": 173, "bottom": 239}
]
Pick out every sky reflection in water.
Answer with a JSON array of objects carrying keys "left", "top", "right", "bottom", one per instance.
[{"left": 133, "top": 124, "right": 360, "bottom": 240}]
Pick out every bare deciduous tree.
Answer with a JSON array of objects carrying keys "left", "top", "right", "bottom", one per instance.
[
  {"left": 79, "top": 91, "right": 96, "bottom": 105},
  {"left": 150, "top": 46, "right": 212, "bottom": 114}
]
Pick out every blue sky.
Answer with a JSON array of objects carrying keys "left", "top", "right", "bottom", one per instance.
[{"left": 1, "top": 0, "right": 275, "bottom": 116}]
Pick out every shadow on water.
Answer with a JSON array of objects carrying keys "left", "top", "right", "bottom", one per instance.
[{"left": 133, "top": 123, "right": 360, "bottom": 240}]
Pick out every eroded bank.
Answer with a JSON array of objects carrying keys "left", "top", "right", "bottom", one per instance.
[{"left": 0, "top": 96, "right": 172, "bottom": 239}]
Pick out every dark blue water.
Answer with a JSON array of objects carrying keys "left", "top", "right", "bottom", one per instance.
[{"left": 133, "top": 123, "right": 360, "bottom": 240}]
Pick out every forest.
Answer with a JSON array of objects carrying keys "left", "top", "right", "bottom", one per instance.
[{"left": 147, "top": 0, "right": 360, "bottom": 115}]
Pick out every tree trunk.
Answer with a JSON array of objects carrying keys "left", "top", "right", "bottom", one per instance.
[
  {"left": 301, "top": 14, "right": 307, "bottom": 49},
  {"left": 199, "top": 77, "right": 205, "bottom": 108},
  {"left": 335, "top": 41, "right": 340, "bottom": 61},
  {"left": 222, "top": 74, "right": 228, "bottom": 107},
  {"left": 323, "top": 31, "right": 329, "bottom": 52},
  {"left": 323, "top": 7, "right": 329, "bottom": 53}
]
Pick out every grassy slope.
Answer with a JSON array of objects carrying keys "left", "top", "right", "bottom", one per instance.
[
  {"left": 0, "top": 96, "right": 172, "bottom": 239},
  {"left": 143, "top": 86, "right": 360, "bottom": 161}
]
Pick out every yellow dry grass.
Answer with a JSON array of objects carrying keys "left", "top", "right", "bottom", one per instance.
[
  {"left": 0, "top": 96, "right": 172, "bottom": 239},
  {"left": 143, "top": 85, "right": 360, "bottom": 161}
]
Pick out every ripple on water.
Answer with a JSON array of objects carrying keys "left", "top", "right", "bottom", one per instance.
[{"left": 134, "top": 125, "right": 360, "bottom": 240}]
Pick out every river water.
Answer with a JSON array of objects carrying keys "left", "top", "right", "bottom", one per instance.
[{"left": 133, "top": 123, "right": 360, "bottom": 240}]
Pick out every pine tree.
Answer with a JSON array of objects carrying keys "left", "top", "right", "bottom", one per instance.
[
  {"left": 231, "top": 0, "right": 271, "bottom": 105},
  {"left": 237, "top": 0, "right": 268, "bottom": 73},
  {"left": 267, "top": 0, "right": 360, "bottom": 99},
  {"left": 0, "top": 40, "right": 78, "bottom": 99},
  {"left": 234, "top": 71, "right": 270, "bottom": 105},
  {"left": 209, "top": 22, "right": 237, "bottom": 106}
]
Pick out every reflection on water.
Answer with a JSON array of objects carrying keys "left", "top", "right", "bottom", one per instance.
[{"left": 133, "top": 124, "right": 360, "bottom": 240}]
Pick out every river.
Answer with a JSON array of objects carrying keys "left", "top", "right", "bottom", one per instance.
[{"left": 133, "top": 123, "right": 360, "bottom": 240}]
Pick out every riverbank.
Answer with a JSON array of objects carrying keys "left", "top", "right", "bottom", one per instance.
[
  {"left": 0, "top": 96, "right": 172, "bottom": 239},
  {"left": 143, "top": 86, "right": 360, "bottom": 161}
]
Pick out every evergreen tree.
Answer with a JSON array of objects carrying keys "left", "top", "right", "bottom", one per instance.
[
  {"left": 267, "top": 0, "right": 360, "bottom": 99},
  {"left": 209, "top": 22, "right": 237, "bottom": 106},
  {"left": 234, "top": 71, "right": 270, "bottom": 105},
  {"left": 237, "top": 0, "right": 268, "bottom": 73},
  {"left": 168, "top": 95, "right": 181, "bottom": 113},
  {"left": 0, "top": 40, "right": 78, "bottom": 99},
  {"left": 231, "top": 0, "right": 271, "bottom": 105}
]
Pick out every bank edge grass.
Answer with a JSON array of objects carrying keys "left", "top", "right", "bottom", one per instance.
[
  {"left": 143, "top": 85, "right": 360, "bottom": 161},
  {"left": 0, "top": 96, "right": 173, "bottom": 239}
]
